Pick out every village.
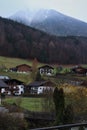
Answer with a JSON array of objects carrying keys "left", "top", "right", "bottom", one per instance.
[
  {"left": 0, "top": 62, "right": 87, "bottom": 96},
  {"left": 0, "top": 59, "right": 87, "bottom": 129}
]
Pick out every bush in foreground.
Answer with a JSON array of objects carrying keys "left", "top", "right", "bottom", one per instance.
[{"left": 0, "top": 112, "right": 28, "bottom": 130}]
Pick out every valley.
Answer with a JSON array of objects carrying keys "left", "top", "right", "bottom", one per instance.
[{"left": 0, "top": 8, "right": 87, "bottom": 129}]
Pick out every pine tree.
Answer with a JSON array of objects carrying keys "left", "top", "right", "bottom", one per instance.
[{"left": 53, "top": 87, "right": 65, "bottom": 125}]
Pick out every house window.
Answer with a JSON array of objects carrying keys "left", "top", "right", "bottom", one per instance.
[
  {"left": 14, "top": 86, "right": 16, "bottom": 89},
  {"left": 40, "top": 69, "right": 44, "bottom": 74}
]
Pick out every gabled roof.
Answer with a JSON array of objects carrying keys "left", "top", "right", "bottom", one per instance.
[
  {"left": 28, "top": 80, "right": 55, "bottom": 87},
  {"left": 72, "top": 66, "right": 87, "bottom": 70},
  {"left": 71, "top": 66, "right": 87, "bottom": 74},
  {"left": 0, "top": 79, "right": 8, "bottom": 88},
  {"left": 16, "top": 64, "right": 32, "bottom": 68},
  {"left": 4, "top": 79, "right": 24, "bottom": 85},
  {"left": 28, "top": 81, "right": 47, "bottom": 87},
  {"left": 38, "top": 65, "right": 54, "bottom": 69}
]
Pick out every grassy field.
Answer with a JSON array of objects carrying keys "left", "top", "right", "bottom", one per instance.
[
  {"left": 4, "top": 97, "right": 43, "bottom": 112},
  {"left": 3, "top": 85, "right": 87, "bottom": 116}
]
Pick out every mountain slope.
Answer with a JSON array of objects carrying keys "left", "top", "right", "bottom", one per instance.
[
  {"left": 10, "top": 9, "right": 87, "bottom": 36},
  {"left": 1, "top": 17, "right": 87, "bottom": 64}
]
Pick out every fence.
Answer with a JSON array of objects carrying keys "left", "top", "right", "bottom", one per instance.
[{"left": 30, "top": 122, "right": 87, "bottom": 130}]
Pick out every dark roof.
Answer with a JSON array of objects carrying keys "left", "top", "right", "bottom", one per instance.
[
  {"left": 0, "top": 79, "right": 8, "bottom": 88},
  {"left": 10, "top": 67, "right": 17, "bottom": 71},
  {"left": 72, "top": 66, "right": 87, "bottom": 70},
  {"left": 38, "top": 65, "right": 54, "bottom": 69},
  {"left": 28, "top": 81, "right": 47, "bottom": 87},
  {"left": 4, "top": 79, "right": 24, "bottom": 84},
  {"left": 71, "top": 66, "right": 87, "bottom": 74},
  {"left": 28, "top": 80, "right": 55, "bottom": 87}
]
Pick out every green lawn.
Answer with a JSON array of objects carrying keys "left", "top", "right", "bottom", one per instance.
[{"left": 4, "top": 97, "right": 43, "bottom": 112}]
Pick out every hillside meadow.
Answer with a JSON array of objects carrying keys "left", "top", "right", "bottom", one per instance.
[
  {"left": 0, "top": 56, "right": 33, "bottom": 68},
  {"left": 0, "top": 56, "right": 87, "bottom": 83},
  {"left": 0, "top": 56, "right": 42, "bottom": 84}
]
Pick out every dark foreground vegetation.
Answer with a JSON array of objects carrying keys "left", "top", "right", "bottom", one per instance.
[
  {"left": 2, "top": 84, "right": 87, "bottom": 129},
  {"left": 0, "top": 112, "right": 28, "bottom": 130}
]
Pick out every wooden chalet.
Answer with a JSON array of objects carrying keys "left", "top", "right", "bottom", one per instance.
[
  {"left": 71, "top": 66, "right": 87, "bottom": 75},
  {"left": 38, "top": 65, "right": 54, "bottom": 76},
  {"left": 10, "top": 64, "right": 32, "bottom": 73},
  {"left": 16, "top": 64, "right": 32, "bottom": 73}
]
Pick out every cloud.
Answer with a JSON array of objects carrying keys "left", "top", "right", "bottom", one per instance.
[{"left": 0, "top": 0, "right": 87, "bottom": 22}]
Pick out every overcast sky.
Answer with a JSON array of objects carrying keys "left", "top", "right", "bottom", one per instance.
[{"left": 0, "top": 0, "right": 87, "bottom": 23}]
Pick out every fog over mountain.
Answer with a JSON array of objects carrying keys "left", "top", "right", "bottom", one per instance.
[{"left": 10, "top": 9, "right": 87, "bottom": 36}]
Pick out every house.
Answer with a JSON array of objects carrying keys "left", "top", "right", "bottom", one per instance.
[
  {"left": 27, "top": 80, "right": 55, "bottom": 94},
  {"left": 16, "top": 64, "right": 32, "bottom": 73},
  {"left": 38, "top": 65, "right": 54, "bottom": 76},
  {"left": 0, "top": 79, "right": 8, "bottom": 93},
  {"left": 71, "top": 66, "right": 87, "bottom": 75},
  {"left": 10, "top": 64, "right": 32, "bottom": 73},
  {"left": 9, "top": 67, "right": 17, "bottom": 72},
  {"left": 66, "top": 79, "right": 84, "bottom": 86},
  {"left": 4, "top": 79, "right": 25, "bottom": 95},
  {"left": 0, "top": 75, "right": 10, "bottom": 80}
]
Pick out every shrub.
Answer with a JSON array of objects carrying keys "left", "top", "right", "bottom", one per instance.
[{"left": 0, "top": 112, "right": 28, "bottom": 130}]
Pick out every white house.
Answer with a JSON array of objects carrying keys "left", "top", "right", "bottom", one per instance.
[
  {"left": 13, "top": 85, "right": 24, "bottom": 95},
  {"left": 28, "top": 80, "right": 55, "bottom": 94},
  {"left": 37, "top": 86, "right": 54, "bottom": 94},
  {"left": 38, "top": 65, "right": 54, "bottom": 76},
  {"left": 4, "top": 79, "right": 24, "bottom": 96},
  {"left": 0, "top": 75, "right": 10, "bottom": 80}
]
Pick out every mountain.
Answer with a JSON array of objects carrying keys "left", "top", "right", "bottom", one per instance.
[
  {"left": 1, "top": 17, "right": 87, "bottom": 64},
  {"left": 10, "top": 9, "right": 37, "bottom": 25},
  {"left": 10, "top": 9, "right": 87, "bottom": 36}
]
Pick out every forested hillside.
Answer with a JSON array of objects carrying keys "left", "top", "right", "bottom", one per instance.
[{"left": 0, "top": 17, "right": 87, "bottom": 64}]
